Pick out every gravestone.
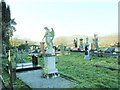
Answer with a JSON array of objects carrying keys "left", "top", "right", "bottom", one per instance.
[
  {"left": 79, "top": 38, "right": 84, "bottom": 50},
  {"left": 25, "top": 41, "right": 29, "bottom": 52},
  {"left": 74, "top": 38, "right": 78, "bottom": 48},
  {"left": 93, "top": 34, "right": 99, "bottom": 50},
  {"left": 42, "top": 27, "right": 59, "bottom": 79},
  {"left": 84, "top": 37, "right": 90, "bottom": 60},
  {"left": 32, "top": 55, "right": 38, "bottom": 66},
  {"left": 20, "top": 49, "right": 25, "bottom": 63},
  {"left": 15, "top": 48, "right": 18, "bottom": 60},
  {"left": 60, "top": 44, "right": 65, "bottom": 55},
  {"left": 67, "top": 47, "right": 71, "bottom": 55}
]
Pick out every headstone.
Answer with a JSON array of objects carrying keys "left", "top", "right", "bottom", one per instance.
[
  {"left": 40, "top": 42, "right": 45, "bottom": 54},
  {"left": 60, "top": 44, "right": 65, "bottom": 55},
  {"left": 42, "top": 27, "right": 59, "bottom": 78},
  {"left": 79, "top": 38, "right": 84, "bottom": 50},
  {"left": 20, "top": 49, "right": 25, "bottom": 63},
  {"left": 67, "top": 47, "right": 71, "bottom": 55},
  {"left": 93, "top": 34, "right": 99, "bottom": 50},
  {"left": 25, "top": 41, "right": 29, "bottom": 52},
  {"left": 15, "top": 48, "right": 18, "bottom": 60},
  {"left": 74, "top": 38, "right": 78, "bottom": 48},
  {"left": 84, "top": 37, "right": 90, "bottom": 60}
]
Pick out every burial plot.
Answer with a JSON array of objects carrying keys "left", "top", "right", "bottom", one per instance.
[
  {"left": 16, "top": 70, "right": 77, "bottom": 88},
  {"left": 16, "top": 62, "right": 41, "bottom": 72},
  {"left": 16, "top": 53, "right": 41, "bottom": 72},
  {"left": 16, "top": 49, "right": 41, "bottom": 72}
]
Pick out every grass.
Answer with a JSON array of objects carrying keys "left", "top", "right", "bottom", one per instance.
[
  {"left": 56, "top": 52, "right": 119, "bottom": 88},
  {"left": 2, "top": 52, "right": 32, "bottom": 90},
  {"left": 2, "top": 50, "right": 119, "bottom": 89}
]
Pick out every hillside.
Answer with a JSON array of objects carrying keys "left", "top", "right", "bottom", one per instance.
[{"left": 54, "top": 33, "right": 118, "bottom": 47}]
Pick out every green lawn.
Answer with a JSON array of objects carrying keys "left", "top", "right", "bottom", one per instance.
[
  {"left": 56, "top": 52, "right": 119, "bottom": 88},
  {"left": 2, "top": 51, "right": 119, "bottom": 89}
]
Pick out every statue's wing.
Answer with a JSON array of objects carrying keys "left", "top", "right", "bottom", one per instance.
[{"left": 51, "top": 28, "right": 55, "bottom": 39}]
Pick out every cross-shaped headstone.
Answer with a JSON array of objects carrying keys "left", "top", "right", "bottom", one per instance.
[{"left": 20, "top": 49, "right": 25, "bottom": 63}]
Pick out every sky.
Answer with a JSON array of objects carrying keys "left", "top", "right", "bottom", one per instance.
[{"left": 5, "top": 0, "right": 118, "bottom": 42}]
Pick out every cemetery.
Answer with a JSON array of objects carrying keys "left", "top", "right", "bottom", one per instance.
[
  {"left": 0, "top": 0, "right": 120, "bottom": 89},
  {"left": 1, "top": 26, "right": 120, "bottom": 89}
]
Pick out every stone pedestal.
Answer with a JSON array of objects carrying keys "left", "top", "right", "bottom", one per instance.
[
  {"left": 84, "top": 54, "right": 90, "bottom": 60},
  {"left": 43, "top": 55, "right": 59, "bottom": 79}
]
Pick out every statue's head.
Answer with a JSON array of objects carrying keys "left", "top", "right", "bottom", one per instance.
[{"left": 44, "top": 27, "right": 49, "bottom": 30}]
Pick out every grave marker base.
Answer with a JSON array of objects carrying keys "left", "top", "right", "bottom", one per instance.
[{"left": 16, "top": 62, "right": 42, "bottom": 72}]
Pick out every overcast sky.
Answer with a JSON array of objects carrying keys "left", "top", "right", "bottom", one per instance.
[{"left": 5, "top": 0, "right": 118, "bottom": 41}]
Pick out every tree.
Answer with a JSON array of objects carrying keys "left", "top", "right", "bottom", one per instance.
[{"left": 1, "top": 1, "right": 16, "bottom": 50}]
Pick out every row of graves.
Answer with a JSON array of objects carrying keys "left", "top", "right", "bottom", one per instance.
[
  {"left": 71, "top": 34, "right": 99, "bottom": 52},
  {"left": 71, "top": 34, "right": 119, "bottom": 58}
]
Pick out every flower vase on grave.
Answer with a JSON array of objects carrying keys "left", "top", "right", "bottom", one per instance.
[{"left": 40, "top": 42, "right": 45, "bottom": 54}]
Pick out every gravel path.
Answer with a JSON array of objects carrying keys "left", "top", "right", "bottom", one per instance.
[{"left": 16, "top": 70, "right": 77, "bottom": 88}]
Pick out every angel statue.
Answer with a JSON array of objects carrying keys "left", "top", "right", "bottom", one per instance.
[{"left": 43, "top": 27, "right": 55, "bottom": 54}]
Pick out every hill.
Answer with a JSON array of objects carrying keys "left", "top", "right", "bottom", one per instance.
[{"left": 54, "top": 33, "right": 118, "bottom": 47}]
